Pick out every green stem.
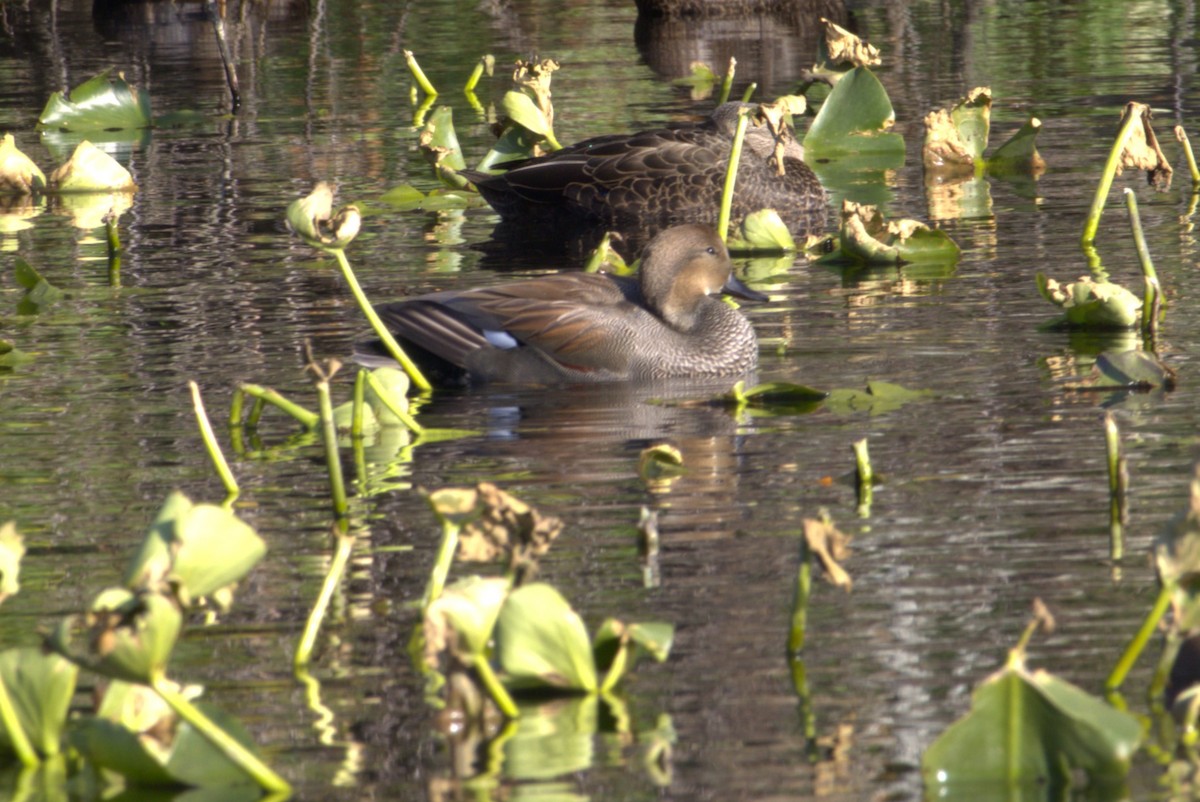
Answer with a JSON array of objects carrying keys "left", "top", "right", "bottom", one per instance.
[
  {"left": 238, "top": 384, "right": 319, "bottom": 429},
  {"left": 717, "top": 56, "right": 736, "bottom": 105},
  {"left": 717, "top": 111, "right": 750, "bottom": 243},
  {"left": 294, "top": 529, "right": 354, "bottom": 670},
  {"left": 470, "top": 655, "right": 519, "bottom": 718},
  {"left": 314, "top": 374, "right": 349, "bottom": 533},
  {"left": 403, "top": 49, "right": 438, "bottom": 96},
  {"left": 788, "top": 546, "right": 812, "bottom": 654},
  {"left": 1176, "top": 125, "right": 1200, "bottom": 185},
  {"left": 150, "top": 674, "right": 291, "bottom": 795},
  {"left": 105, "top": 214, "right": 121, "bottom": 288},
  {"left": 229, "top": 387, "right": 246, "bottom": 427},
  {"left": 741, "top": 82, "right": 757, "bottom": 103},
  {"left": 464, "top": 55, "right": 493, "bottom": 93},
  {"left": 1107, "top": 582, "right": 1173, "bottom": 691},
  {"left": 423, "top": 519, "right": 460, "bottom": 608},
  {"left": 189, "top": 381, "right": 239, "bottom": 502},
  {"left": 1104, "top": 412, "right": 1124, "bottom": 562},
  {"left": 366, "top": 370, "right": 424, "bottom": 435},
  {"left": 1124, "top": 188, "right": 1162, "bottom": 336},
  {"left": 330, "top": 249, "right": 432, "bottom": 393},
  {"left": 1081, "top": 105, "right": 1144, "bottom": 248},
  {"left": 351, "top": 370, "right": 367, "bottom": 441},
  {"left": 0, "top": 674, "right": 39, "bottom": 766}
]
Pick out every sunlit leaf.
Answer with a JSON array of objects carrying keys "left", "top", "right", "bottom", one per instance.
[
  {"left": 0, "top": 134, "right": 46, "bottom": 194},
  {"left": 50, "top": 588, "right": 181, "bottom": 684},
  {"left": 822, "top": 202, "right": 959, "bottom": 265},
  {"left": 285, "top": 182, "right": 361, "bottom": 249},
  {"left": 923, "top": 88, "right": 991, "bottom": 171},
  {"left": 727, "top": 208, "right": 796, "bottom": 252},
  {"left": 77, "top": 680, "right": 264, "bottom": 788},
  {"left": 420, "top": 106, "right": 469, "bottom": 189},
  {"left": 55, "top": 189, "right": 134, "bottom": 229},
  {"left": 424, "top": 576, "right": 511, "bottom": 664},
  {"left": 673, "top": 61, "right": 718, "bottom": 101},
  {"left": 823, "top": 380, "right": 935, "bottom": 416},
  {"left": 502, "top": 91, "right": 553, "bottom": 139},
  {"left": 48, "top": 140, "right": 136, "bottom": 192},
  {"left": 36, "top": 69, "right": 152, "bottom": 132},
  {"left": 0, "top": 522, "right": 24, "bottom": 605},
  {"left": 804, "top": 67, "right": 904, "bottom": 158},
  {"left": 923, "top": 654, "right": 1141, "bottom": 788},
  {"left": 593, "top": 619, "right": 675, "bottom": 692},
  {"left": 0, "top": 648, "right": 77, "bottom": 757},
  {"left": 1116, "top": 101, "right": 1171, "bottom": 192},
  {"left": 497, "top": 583, "right": 597, "bottom": 692},
  {"left": 123, "top": 491, "right": 266, "bottom": 609},
  {"left": 1036, "top": 273, "right": 1141, "bottom": 329},
  {"left": 989, "top": 117, "right": 1047, "bottom": 175},
  {"left": 475, "top": 124, "right": 545, "bottom": 172},
  {"left": 379, "top": 183, "right": 425, "bottom": 209}
]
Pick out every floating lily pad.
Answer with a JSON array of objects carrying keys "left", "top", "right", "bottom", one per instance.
[
  {"left": 497, "top": 583, "right": 597, "bottom": 693},
  {"left": 0, "top": 648, "right": 77, "bottom": 758},
  {"left": 820, "top": 202, "right": 959, "bottom": 265},
  {"left": 824, "top": 380, "right": 935, "bottom": 416},
  {"left": 804, "top": 67, "right": 905, "bottom": 160},
  {"left": 1036, "top": 273, "right": 1141, "bottom": 329},
  {"left": 923, "top": 653, "right": 1141, "bottom": 789},
  {"left": 0, "top": 134, "right": 46, "bottom": 195},
  {"left": 37, "top": 69, "right": 151, "bottom": 132}
]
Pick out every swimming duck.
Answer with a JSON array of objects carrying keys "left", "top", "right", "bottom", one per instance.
[
  {"left": 355, "top": 225, "right": 766, "bottom": 385},
  {"left": 461, "top": 103, "right": 827, "bottom": 248}
]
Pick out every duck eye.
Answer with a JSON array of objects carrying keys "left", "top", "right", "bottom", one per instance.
[{"left": 705, "top": 246, "right": 716, "bottom": 255}]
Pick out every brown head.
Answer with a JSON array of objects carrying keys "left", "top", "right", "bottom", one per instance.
[{"left": 638, "top": 225, "right": 767, "bottom": 331}]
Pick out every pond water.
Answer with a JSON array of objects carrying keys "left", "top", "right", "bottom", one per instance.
[{"left": 2, "top": 0, "right": 1199, "bottom": 799}]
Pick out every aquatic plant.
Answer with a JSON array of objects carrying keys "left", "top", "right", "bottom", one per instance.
[
  {"left": 0, "top": 134, "right": 45, "bottom": 194},
  {"left": 816, "top": 201, "right": 960, "bottom": 266},
  {"left": 36, "top": 69, "right": 151, "bottom": 132}
]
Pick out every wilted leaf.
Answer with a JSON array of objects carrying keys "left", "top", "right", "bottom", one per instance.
[
  {"left": 48, "top": 140, "right": 136, "bottom": 192},
  {"left": 37, "top": 69, "right": 152, "bottom": 132},
  {"left": 497, "top": 583, "right": 597, "bottom": 692},
  {"left": 803, "top": 516, "right": 852, "bottom": 589},
  {"left": 819, "top": 18, "right": 881, "bottom": 68},
  {"left": 923, "top": 88, "right": 991, "bottom": 171},
  {"left": 51, "top": 588, "right": 182, "bottom": 684},
  {"left": 824, "top": 201, "right": 959, "bottom": 265},
  {"left": 419, "top": 106, "right": 469, "bottom": 190},
  {"left": 0, "top": 522, "right": 24, "bottom": 605},
  {"left": 285, "top": 182, "right": 360, "bottom": 250},
  {"left": 0, "top": 134, "right": 46, "bottom": 194},
  {"left": 1036, "top": 273, "right": 1141, "bottom": 329},
  {"left": 923, "top": 652, "right": 1141, "bottom": 788},
  {"left": 424, "top": 576, "right": 511, "bottom": 665},
  {"left": 804, "top": 67, "right": 904, "bottom": 158},
  {"left": 0, "top": 648, "right": 78, "bottom": 757},
  {"left": 443, "top": 483, "right": 562, "bottom": 566},
  {"left": 1116, "top": 101, "right": 1172, "bottom": 192}
]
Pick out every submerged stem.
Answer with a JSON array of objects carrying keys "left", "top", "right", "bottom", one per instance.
[
  {"left": 330, "top": 248, "right": 432, "bottom": 393},
  {"left": 295, "top": 527, "right": 354, "bottom": 670}
]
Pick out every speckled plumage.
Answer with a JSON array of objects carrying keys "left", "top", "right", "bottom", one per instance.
[
  {"left": 462, "top": 103, "right": 827, "bottom": 245},
  {"left": 356, "top": 225, "right": 765, "bottom": 385}
]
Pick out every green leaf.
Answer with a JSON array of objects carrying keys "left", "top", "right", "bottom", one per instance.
[
  {"left": 50, "top": 588, "right": 182, "bottom": 684},
  {"left": 0, "top": 522, "right": 23, "bottom": 605},
  {"left": 123, "top": 491, "right": 266, "bottom": 608},
  {"left": 950, "top": 87, "right": 991, "bottom": 160},
  {"left": 0, "top": 339, "right": 34, "bottom": 369},
  {"left": 804, "top": 67, "right": 905, "bottom": 158},
  {"left": 0, "top": 134, "right": 46, "bottom": 194},
  {"left": 1036, "top": 273, "right": 1141, "bottom": 329},
  {"left": 419, "top": 105, "right": 467, "bottom": 172},
  {"left": 47, "top": 140, "right": 136, "bottom": 192},
  {"left": 922, "top": 659, "right": 1141, "bottom": 788},
  {"left": 14, "top": 256, "right": 64, "bottom": 313},
  {"left": 823, "top": 380, "right": 934, "bottom": 416},
  {"left": 379, "top": 183, "right": 426, "bottom": 209},
  {"left": 988, "top": 117, "right": 1047, "bottom": 175},
  {"left": 0, "top": 648, "right": 78, "bottom": 757},
  {"left": 505, "top": 696, "right": 598, "bottom": 781},
  {"left": 424, "top": 576, "right": 511, "bottom": 660},
  {"left": 727, "top": 209, "right": 797, "bottom": 252},
  {"left": 497, "top": 583, "right": 597, "bottom": 692},
  {"left": 1082, "top": 350, "right": 1175, "bottom": 390},
  {"left": 37, "top": 69, "right": 152, "bottom": 132},
  {"left": 824, "top": 205, "right": 960, "bottom": 266},
  {"left": 476, "top": 124, "right": 545, "bottom": 172},
  {"left": 76, "top": 681, "right": 263, "bottom": 787},
  {"left": 501, "top": 91, "right": 553, "bottom": 139}
]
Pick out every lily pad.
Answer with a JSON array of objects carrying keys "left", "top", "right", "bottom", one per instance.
[
  {"left": 824, "top": 380, "right": 935, "bottom": 416},
  {"left": 51, "top": 587, "right": 182, "bottom": 684},
  {"left": 923, "top": 652, "right": 1141, "bottom": 789},
  {"left": 0, "top": 648, "right": 77, "bottom": 759},
  {"left": 820, "top": 202, "right": 960, "bottom": 265},
  {"left": 0, "top": 134, "right": 46, "bottom": 195},
  {"left": 804, "top": 67, "right": 905, "bottom": 159},
  {"left": 37, "top": 69, "right": 152, "bottom": 132},
  {"left": 727, "top": 208, "right": 797, "bottom": 252},
  {"left": 497, "top": 583, "right": 597, "bottom": 693}
]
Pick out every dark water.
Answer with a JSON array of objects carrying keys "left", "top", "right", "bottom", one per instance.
[{"left": 1, "top": 0, "right": 1199, "bottom": 798}]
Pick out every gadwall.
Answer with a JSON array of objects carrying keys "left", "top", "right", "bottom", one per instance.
[
  {"left": 461, "top": 103, "right": 827, "bottom": 248},
  {"left": 355, "top": 225, "right": 766, "bottom": 385}
]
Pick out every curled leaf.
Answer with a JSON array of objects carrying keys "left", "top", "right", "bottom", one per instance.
[
  {"left": 285, "top": 182, "right": 361, "bottom": 250},
  {"left": 989, "top": 117, "right": 1047, "bottom": 175},
  {"left": 423, "top": 576, "right": 511, "bottom": 666},
  {"left": 48, "top": 141, "right": 136, "bottom": 192},
  {"left": 36, "top": 69, "right": 151, "bottom": 132},
  {"left": 1036, "top": 273, "right": 1141, "bottom": 329},
  {"left": 923, "top": 88, "right": 991, "bottom": 170},
  {"left": 803, "top": 515, "right": 852, "bottom": 590},
  {"left": 820, "top": 18, "right": 881, "bottom": 68},
  {"left": 1116, "top": 102, "right": 1172, "bottom": 191}
]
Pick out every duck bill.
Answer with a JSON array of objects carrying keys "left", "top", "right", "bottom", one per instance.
[{"left": 721, "top": 273, "right": 769, "bottom": 303}]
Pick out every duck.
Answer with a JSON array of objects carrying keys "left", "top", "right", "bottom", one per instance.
[
  {"left": 354, "top": 225, "right": 766, "bottom": 385},
  {"left": 461, "top": 103, "right": 827, "bottom": 250}
]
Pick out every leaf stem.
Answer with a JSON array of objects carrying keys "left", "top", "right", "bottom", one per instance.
[
  {"left": 150, "top": 674, "right": 291, "bottom": 795},
  {"left": 237, "top": 384, "right": 319, "bottom": 429},
  {"left": 717, "top": 111, "right": 750, "bottom": 243},
  {"left": 403, "top": 49, "right": 438, "bottom": 97},
  {"left": 1176, "top": 125, "right": 1200, "bottom": 185},
  {"left": 1081, "top": 105, "right": 1144, "bottom": 248},
  {"left": 1123, "top": 187, "right": 1162, "bottom": 337},
  {"left": 330, "top": 248, "right": 432, "bottom": 393},
  {"left": 717, "top": 57, "right": 736, "bottom": 105},
  {"left": 366, "top": 370, "right": 424, "bottom": 434},
  {"left": 311, "top": 360, "right": 349, "bottom": 533},
  {"left": 189, "top": 381, "right": 239, "bottom": 503},
  {"left": 1107, "top": 582, "right": 1173, "bottom": 691},
  {"left": 1104, "top": 412, "right": 1125, "bottom": 562}
]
